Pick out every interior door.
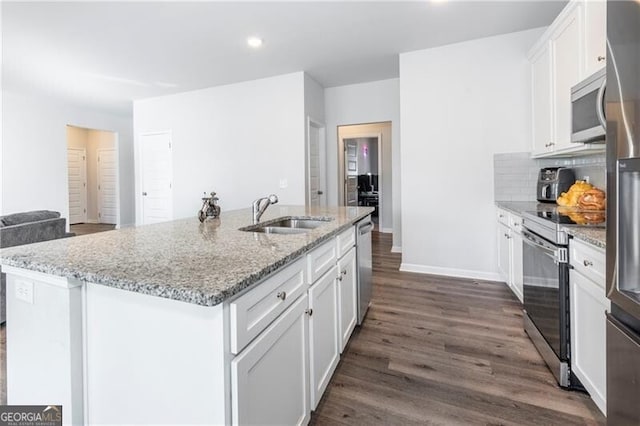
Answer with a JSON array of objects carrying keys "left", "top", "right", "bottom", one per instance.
[
  {"left": 140, "top": 132, "right": 173, "bottom": 225},
  {"left": 67, "top": 148, "right": 87, "bottom": 224},
  {"left": 97, "top": 148, "right": 118, "bottom": 224},
  {"left": 307, "top": 121, "right": 326, "bottom": 208},
  {"left": 344, "top": 139, "right": 358, "bottom": 206}
]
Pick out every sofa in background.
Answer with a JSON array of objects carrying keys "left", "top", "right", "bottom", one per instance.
[{"left": 0, "top": 210, "right": 68, "bottom": 324}]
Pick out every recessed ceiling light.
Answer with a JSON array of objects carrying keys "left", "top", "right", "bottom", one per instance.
[{"left": 247, "top": 37, "right": 263, "bottom": 48}]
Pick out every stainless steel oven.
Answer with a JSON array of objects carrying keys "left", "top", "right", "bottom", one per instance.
[{"left": 521, "top": 219, "right": 571, "bottom": 387}]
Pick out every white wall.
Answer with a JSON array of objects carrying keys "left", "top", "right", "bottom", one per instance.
[
  {"left": 324, "top": 78, "right": 401, "bottom": 249},
  {"left": 133, "top": 72, "right": 307, "bottom": 224},
  {"left": 2, "top": 90, "right": 134, "bottom": 226},
  {"left": 399, "top": 28, "right": 543, "bottom": 280}
]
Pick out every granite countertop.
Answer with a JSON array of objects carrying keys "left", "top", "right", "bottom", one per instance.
[
  {"left": 495, "top": 200, "right": 606, "bottom": 249},
  {"left": 0, "top": 205, "right": 374, "bottom": 306}
]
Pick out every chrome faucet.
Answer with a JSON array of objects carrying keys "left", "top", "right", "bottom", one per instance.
[{"left": 252, "top": 194, "right": 278, "bottom": 223}]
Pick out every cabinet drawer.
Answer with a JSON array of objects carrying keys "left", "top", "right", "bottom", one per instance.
[
  {"left": 336, "top": 226, "right": 356, "bottom": 259},
  {"left": 571, "top": 238, "right": 605, "bottom": 287},
  {"left": 496, "top": 208, "right": 509, "bottom": 227},
  {"left": 307, "top": 240, "right": 337, "bottom": 285},
  {"left": 230, "top": 257, "right": 306, "bottom": 354}
]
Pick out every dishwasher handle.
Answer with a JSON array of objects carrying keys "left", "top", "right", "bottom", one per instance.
[{"left": 358, "top": 221, "right": 374, "bottom": 235}]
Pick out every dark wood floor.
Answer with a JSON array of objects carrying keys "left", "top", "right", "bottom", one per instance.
[
  {"left": 311, "top": 232, "right": 605, "bottom": 425},
  {"left": 70, "top": 223, "right": 116, "bottom": 236}
]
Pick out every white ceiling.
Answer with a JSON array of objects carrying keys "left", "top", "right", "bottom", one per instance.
[{"left": 2, "top": 1, "right": 566, "bottom": 115}]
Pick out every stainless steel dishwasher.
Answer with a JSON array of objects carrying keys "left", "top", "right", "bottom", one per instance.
[{"left": 356, "top": 216, "right": 373, "bottom": 325}]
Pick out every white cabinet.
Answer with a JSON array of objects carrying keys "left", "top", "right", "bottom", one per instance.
[
  {"left": 337, "top": 246, "right": 357, "bottom": 353},
  {"left": 231, "top": 294, "right": 310, "bottom": 426},
  {"left": 495, "top": 208, "right": 523, "bottom": 303},
  {"left": 551, "top": 5, "right": 581, "bottom": 152},
  {"left": 569, "top": 239, "right": 609, "bottom": 415},
  {"left": 308, "top": 266, "right": 339, "bottom": 409},
  {"left": 509, "top": 216, "right": 524, "bottom": 303},
  {"left": 531, "top": 44, "right": 554, "bottom": 156},
  {"left": 528, "top": 0, "right": 606, "bottom": 158},
  {"left": 497, "top": 221, "right": 511, "bottom": 283},
  {"left": 582, "top": 0, "right": 607, "bottom": 76}
]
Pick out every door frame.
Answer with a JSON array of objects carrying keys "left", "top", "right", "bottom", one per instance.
[
  {"left": 97, "top": 147, "right": 120, "bottom": 226},
  {"left": 338, "top": 131, "right": 383, "bottom": 225},
  {"left": 306, "top": 116, "right": 327, "bottom": 208},
  {"left": 137, "top": 130, "right": 173, "bottom": 226},
  {"left": 67, "top": 147, "right": 87, "bottom": 224}
]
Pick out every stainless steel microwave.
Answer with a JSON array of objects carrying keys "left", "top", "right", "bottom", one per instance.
[{"left": 571, "top": 67, "right": 606, "bottom": 143}]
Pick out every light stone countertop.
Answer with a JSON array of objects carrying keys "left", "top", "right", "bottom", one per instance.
[
  {"left": 495, "top": 200, "right": 606, "bottom": 249},
  {"left": 0, "top": 205, "right": 374, "bottom": 306},
  {"left": 565, "top": 227, "right": 606, "bottom": 249}
]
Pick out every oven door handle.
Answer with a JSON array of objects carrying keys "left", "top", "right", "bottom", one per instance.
[{"left": 522, "top": 229, "right": 557, "bottom": 257}]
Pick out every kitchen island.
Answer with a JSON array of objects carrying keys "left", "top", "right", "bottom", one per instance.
[{"left": 0, "top": 205, "right": 373, "bottom": 425}]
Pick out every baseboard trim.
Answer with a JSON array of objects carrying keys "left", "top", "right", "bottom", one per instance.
[
  {"left": 399, "top": 263, "right": 502, "bottom": 282},
  {"left": 391, "top": 245, "right": 402, "bottom": 253},
  {"left": 380, "top": 228, "right": 393, "bottom": 234}
]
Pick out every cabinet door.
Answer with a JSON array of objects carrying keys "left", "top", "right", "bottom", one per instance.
[
  {"left": 308, "top": 267, "right": 339, "bottom": 409},
  {"left": 570, "top": 269, "right": 609, "bottom": 415},
  {"left": 231, "top": 294, "right": 310, "bottom": 426},
  {"left": 497, "top": 222, "right": 510, "bottom": 284},
  {"left": 583, "top": 0, "right": 606, "bottom": 76},
  {"left": 551, "top": 5, "right": 582, "bottom": 151},
  {"left": 337, "top": 246, "right": 357, "bottom": 353},
  {"left": 510, "top": 231, "right": 524, "bottom": 303},
  {"left": 531, "top": 44, "right": 554, "bottom": 156}
]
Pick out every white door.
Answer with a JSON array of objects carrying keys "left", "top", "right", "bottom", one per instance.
[
  {"left": 337, "top": 246, "right": 357, "bottom": 353},
  {"left": 231, "top": 294, "right": 310, "bottom": 426},
  {"left": 308, "top": 266, "right": 339, "bottom": 409},
  {"left": 307, "top": 119, "right": 326, "bottom": 208},
  {"left": 344, "top": 139, "right": 358, "bottom": 206},
  {"left": 67, "top": 148, "right": 87, "bottom": 224},
  {"left": 97, "top": 149, "right": 118, "bottom": 225},
  {"left": 140, "top": 132, "right": 173, "bottom": 224}
]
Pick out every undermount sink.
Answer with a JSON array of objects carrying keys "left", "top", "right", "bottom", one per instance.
[{"left": 239, "top": 216, "right": 333, "bottom": 234}]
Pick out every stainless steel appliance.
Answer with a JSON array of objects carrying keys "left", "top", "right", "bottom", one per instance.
[
  {"left": 606, "top": 1, "right": 640, "bottom": 422},
  {"left": 522, "top": 211, "right": 572, "bottom": 387},
  {"left": 537, "top": 167, "right": 575, "bottom": 203},
  {"left": 571, "top": 67, "right": 606, "bottom": 144},
  {"left": 356, "top": 216, "right": 373, "bottom": 324}
]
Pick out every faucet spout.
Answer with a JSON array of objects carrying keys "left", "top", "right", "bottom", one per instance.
[{"left": 252, "top": 194, "right": 279, "bottom": 224}]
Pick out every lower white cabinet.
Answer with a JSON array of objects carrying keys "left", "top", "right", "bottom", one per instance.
[
  {"left": 337, "top": 246, "right": 357, "bottom": 353},
  {"left": 231, "top": 294, "right": 310, "bottom": 426},
  {"left": 496, "top": 208, "right": 524, "bottom": 303},
  {"left": 569, "top": 239, "right": 609, "bottom": 415},
  {"left": 308, "top": 266, "right": 340, "bottom": 409}
]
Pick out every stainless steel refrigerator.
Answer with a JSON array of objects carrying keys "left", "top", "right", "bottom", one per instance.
[{"left": 605, "top": 1, "right": 640, "bottom": 423}]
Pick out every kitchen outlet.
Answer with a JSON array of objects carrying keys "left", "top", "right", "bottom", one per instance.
[
  {"left": 279, "top": 179, "right": 288, "bottom": 189},
  {"left": 15, "top": 279, "right": 34, "bottom": 304}
]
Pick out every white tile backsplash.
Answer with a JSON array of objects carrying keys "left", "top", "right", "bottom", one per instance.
[{"left": 494, "top": 152, "right": 606, "bottom": 201}]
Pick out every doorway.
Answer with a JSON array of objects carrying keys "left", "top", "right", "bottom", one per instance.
[
  {"left": 306, "top": 117, "right": 327, "bottom": 208},
  {"left": 66, "top": 125, "right": 120, "bottom": 233},
  {"left": 338, "top": 122, "right": 391, "bottom": 230}
]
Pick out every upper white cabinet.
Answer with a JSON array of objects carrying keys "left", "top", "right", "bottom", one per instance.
[
  {"left": 529, "top": 0, "right": 606, "bottom": 158},
  {"left": 531, "top": 44, "right": 553, "bottom": 156},
  {"left": 582, "top": 0, "right": 607, "bottom": 76},
  {"left": 551, "top": 5, "right": 581, "bottom": 152}
]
